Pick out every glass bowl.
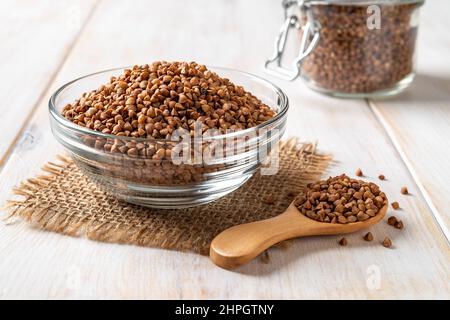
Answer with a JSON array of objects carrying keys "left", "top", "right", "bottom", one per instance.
[{"left": 49, "top": 67, "right": 288, "bottom": 208}]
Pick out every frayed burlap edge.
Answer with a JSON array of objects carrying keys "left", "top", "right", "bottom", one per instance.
[{"left": 3, "top": 139, "right": 332, "bottom": 255}]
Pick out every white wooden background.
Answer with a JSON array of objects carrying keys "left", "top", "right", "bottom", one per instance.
[{"left": 0, "top": 0, "right": 449, "bottom": 299}]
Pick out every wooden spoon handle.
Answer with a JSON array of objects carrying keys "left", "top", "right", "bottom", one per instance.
[{"left": 209, "top": 211, "right": 302, "bottom": 269}]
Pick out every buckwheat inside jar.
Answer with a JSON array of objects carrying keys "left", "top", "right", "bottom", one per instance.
[{"left": 265, "top": 0, "right": 425, "bottom": 98}]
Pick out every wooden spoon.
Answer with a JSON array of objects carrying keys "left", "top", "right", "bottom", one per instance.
[{"left": 210, "top": 202, "right": 387, "bottom": 269}]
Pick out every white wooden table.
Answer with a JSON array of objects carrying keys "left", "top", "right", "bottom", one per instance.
[{"left": 0, "top": 0, "right": 448, "bottom": 299}]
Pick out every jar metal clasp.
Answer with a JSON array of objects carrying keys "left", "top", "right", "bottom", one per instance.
[{"left": 264, "top": 0, "right": 320, "bottom": 81}]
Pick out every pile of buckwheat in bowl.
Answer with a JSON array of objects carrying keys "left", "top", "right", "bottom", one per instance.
[
  {"left": 62, "top": 61, "right": 276, "bottom": 139},
  {"left": 50, "top": 61, "right": 288, "bottom": 207}
]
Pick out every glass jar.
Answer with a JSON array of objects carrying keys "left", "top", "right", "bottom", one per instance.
[{"left": 265, "top": 0, "right": 425, "bottom": 98}]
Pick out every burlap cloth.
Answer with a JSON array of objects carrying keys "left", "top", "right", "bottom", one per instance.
[{"left": 4, "top": 139, "right": 331, "bottom": 255}]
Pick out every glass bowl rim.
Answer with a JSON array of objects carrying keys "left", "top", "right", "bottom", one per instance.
[{"left": 49, "top": 66, "right": 289, "bottom": 143}]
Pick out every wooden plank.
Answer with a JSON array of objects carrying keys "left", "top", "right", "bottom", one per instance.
[
  {"left": 0, "top": 0, "right": 98, "bottom": 167},
  {"left": 0, "top": 0, "right": 449, "bottom": 299},
  {"left": 369, "top": 0, "right": 450, "bottom": 238}
]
